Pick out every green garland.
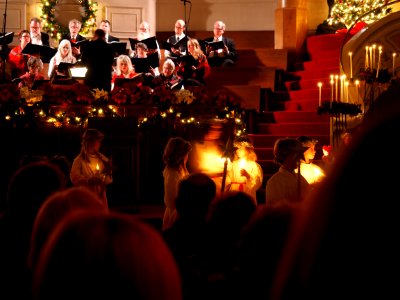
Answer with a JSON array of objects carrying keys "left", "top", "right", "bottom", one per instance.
[{"left": 40, "top": 0, "right": 98, "bottom": 40}]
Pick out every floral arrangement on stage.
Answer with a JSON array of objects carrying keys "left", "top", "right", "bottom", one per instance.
[{"left": 0, "top": 82, "right": 247, "bottom": 136}]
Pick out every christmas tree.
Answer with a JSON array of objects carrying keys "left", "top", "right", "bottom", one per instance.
[{"left": 328, "top": 0, "right": 392, "bottom": 28}]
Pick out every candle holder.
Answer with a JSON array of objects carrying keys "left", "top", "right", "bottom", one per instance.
[{"left": 358, "top": 68, "right": 391, "bottom": 84}]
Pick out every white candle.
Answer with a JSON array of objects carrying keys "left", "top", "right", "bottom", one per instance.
[
  {"left": 345, "top": 81, "right": 349, "bottom": 103},
  {"left": 393, "top": 53, "right": 396, "bottom": 77},
  {"left": 365, "top": 46, "right": 369, "bottom": 69},
  {"left": 376, "top": 48, "right": 382, "bottom": 79},
  {"left": 349, "top": 52, "right": 353, "bottom": 78},
  {"left": 355, "top": 80, "right": 360, "bottom": 104},
  {"left": 369, "top": 46, "right": 373, "bottom": 70},
  {"left": 372, "top": 44, "right": 376, "bottom": 69},
  {"left": 330, "top": 79, "right": 334, "bottom": 103},
  {"left": 318, "top": 82, "right": 322, "bottom": 107},
  {"left": 335, "top": 75, "right": 339, "bottom": 101}
]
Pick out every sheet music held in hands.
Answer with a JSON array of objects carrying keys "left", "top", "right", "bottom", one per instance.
[
  {"left": 22, "top": 43, "right": 57, "bottom": 61},
  {"left": 129, "top": 36, "right": 158, "bottom": 50},
  {"left": 161, "top": 36, "right": 188, "bottom": 52},
  {"left": 0, "top": 32, "right": 14, "bottom": 45},
  {"left": 205, "top": 40, "right": 225, "bottom": 51},
  {"left": 109, "top": 42, "right": 128, "bottom": 57},
  {"left": 70, "top": 39, "right": 89, "bottom": 49}
]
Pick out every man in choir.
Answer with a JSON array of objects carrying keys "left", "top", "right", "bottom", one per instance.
[
  {"left": 80, "top": 29, "right": 114, "bottom": 92},
  {"left": 99, "top": 20, "right": 120, "bottom": 43},
  {"left": 29, "top": 17, "right": 50, "bottom": 47},
  {"left": 165, "top": 19, "right": 187, "bottom": 60},
  {"left": 61, "top": 19, "right": 87, "bottom": 58},
  {"left": 129, "top": 21, "right": 160, "bottom": 58},
  {"left": 204, "top": 20, "right": 237, "bottom": 67}
]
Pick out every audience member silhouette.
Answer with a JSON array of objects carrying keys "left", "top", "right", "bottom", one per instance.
[
  {"left": 163, "top": 172, "right": 216, "bottom": 300},
  {"left": 238, "top": 203, "right": 299, "bottom": 300},
  {"left": 199, "top": 191, "right": 257, "bottom": 300},
  {"left": 28, "top": 186, "right": 107, "bottom": 272},
  {"left": 0, "top": 161, "right": 65, "bottom": 299},
  {"left": 32, "top": 211, "right": 182, "bottom": 300},
  {"left": 270, "top": 95, "right": 400, "bottom": 300},
  {"left": 48, "top": 155, "right": 72, "bottom": 187}
]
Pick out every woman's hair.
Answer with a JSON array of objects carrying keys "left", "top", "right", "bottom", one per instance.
[
  {"left": 163, "top": 59, "right": 175, "bottom": 72},
  {"left": 79, "top": 129, "right": 104, "bottom": 162},
  {"left": 18, "top": 30, "right": 30, "bottom": 39},
  {"left": 27, "top": 56, "right": 44, "bottom": 71},
  {"left": 115, "top": 55, "right": 135, "bottom": 76},
  {"left": 234, "top": 136, "right": 257, "bottom": 161},
  {"left": 187, "top": 38, "right": 204, "bottom": 60},
  {"left": 54, "top": 39, "right": 75, "bottom": 63},
  {"left": 135, "top": 42, "right": 148, "bottom": 52},
  {"left": 163, "top": 137, "right": 192, "bottom": 170}
]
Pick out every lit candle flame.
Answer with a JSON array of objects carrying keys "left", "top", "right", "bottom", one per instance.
[{"left": 96, "top": 163, "right": 100, "bottom": 173}]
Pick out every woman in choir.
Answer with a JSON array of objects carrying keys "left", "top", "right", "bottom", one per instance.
[
  {"left": 177, "top": 38, "right": 210, "bottom": 86},
  {"left": 152, "top": 59, "right": 182, "bottom": 90},
  {"left": 48, "top": 39, "right": 77, "bottom": 78},
  {"left": 18, "top": 56, "right": 45, "bottom": 89},
  {"left": 8, "top": 30, "right": 31, "bottom": 78},
  {"left": 131, "top": 42, "right": 160, "bottom": 78},
  {"left": 111, "top": 54, "right": 139, "bottom": 90}
]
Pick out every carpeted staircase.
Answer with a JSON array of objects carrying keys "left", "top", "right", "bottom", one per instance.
[{"left": 250, "top": 33, "right": 346, "bottom": 202}]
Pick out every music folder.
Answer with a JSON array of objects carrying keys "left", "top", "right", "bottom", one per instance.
[
  {"left": 131, "top": 52, "right": 160, "bottom": 73},
  {"left": 70, "top": 39, "right": 89, "bottom": 50},
  {"left": 179, "top": 54, "right": 199, "bottom": 68},
  {"left": 22, "top": 43, "right": 57, "bottom": 62},
  {"left": 110, "top": 41, "right": 127, "bottom": 57},
  {"left": 114, "top": 73, "right": 144, "bottom": 87},
  {"left": 0, "top": 32, "right": 14, "bottom": 45},
  {"left": 129, "top": 36, "right": 158, "bottom": 50},
  {"left": 57, "top": 62, "right": 76, "bottom": 73},
  {"left": 205, "top": 40, "right": 225, "bottom": 51},
  {"left": 161, "top": 36, "right": 188, "bottom": 52}
]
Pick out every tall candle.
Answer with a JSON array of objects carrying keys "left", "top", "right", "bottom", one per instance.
[
  {"left": 318, "top": 82, "right": 322, "bottom": 107},
  {"left": 335, "top": 75, "right": 339, "bottom": 101},
  {"left": 340, "top": 74, "right": 346, "bottom": 102},
  {"left": 349, "top": 52, "right": 353, "bottom": 78},
  {"left": 330, "top": 79, "right": 334, "bottom": 103},
  {"left": 376, "top": 48, "right": 382, "bottom": 79},
  {"left": 355, "top": 80, "right": 360, "bottom": 104},
  {"left": 372, "top": 44, "right": 376, "bottom": 69},
  {"left": 345, "top": 81, "right": 349, "bottom": 103},
  {"left": 369, "top": 46, "right": 373, "bottom": 70},
  {"left": 365, "top": 46, "right": 369, "bottom": 69},
  {"left": 393, "top": 53, "right": 396, "bottom": 77}
]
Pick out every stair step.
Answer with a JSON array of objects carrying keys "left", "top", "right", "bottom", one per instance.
[
  {"left": 249, "top": 133, "right": 330, "bottom": 147},
  {"left": 303, "top": 57, "right": 340, "bottom": 71},
  {"left": 283, "top": 99, "right": 320, "bottom": 111},
  {"left": 289, "top": 67, "right": 340, "bottom": 81},
  {"left": 257, "top": 122, "right": 330, "bottom": 135},
  {"left": 287, "top": 88, "right": 332, "bottom": 101},
  {"left": 285, "top": 78, "right": 335, "bottom": 91},
  {"left": 306, "top": 34, "right": 345, "bottom": 57},
  {"left": 260, "top": 111, "right": 330, "bottom": 123}
]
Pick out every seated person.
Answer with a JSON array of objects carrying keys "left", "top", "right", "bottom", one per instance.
[
  {"left": 177, "top": 38, "right": 210, "bottom": 86},
  {"left": 18, "top": 56, "right": 45, "bottom": 89},
  {"left": 164, "top": 19, "right": 187, "bottom": 61},
  {"left": 99, "top": 20, "right": 120, "bottom": 43},
  {"left": 111, "top": 54, "right": 140, "bottom": 90},
  {"left": 131, "top": 42, "right": 160, "bottom": 76},
  {"left": 152, "top": 59, "right": 182, "bottom": 90},
  {"left": 8, "top": 30, "right": 31, "bottom": 78},
  {"left": 204, "top": 20, "right": 237, "bottom": 67},
  {"left": 61, "top": 19, "right": 87, "bottom": 58},
  {"left": 128, "top": 21, "right": 160, "bottom": 59},
  {"left": 48, "top": 39, "right": 77, "bottom": 78}
]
